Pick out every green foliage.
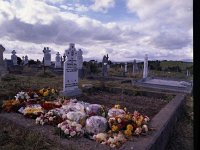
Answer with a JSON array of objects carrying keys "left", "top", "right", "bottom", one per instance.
[{"left": 37, "top": 71, "right": 55, "bottom": 78}]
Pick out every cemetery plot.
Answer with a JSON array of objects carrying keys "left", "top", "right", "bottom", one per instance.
[{"left": 0, "top": 85, "right": 173, "bottom": 149}]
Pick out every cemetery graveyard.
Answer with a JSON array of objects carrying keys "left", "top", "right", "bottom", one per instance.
[{"left": 0, "top": 43, "right": 193, "bottom": 149}]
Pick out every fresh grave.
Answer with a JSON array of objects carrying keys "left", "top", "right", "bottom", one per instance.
[{"left": 1, "top": 88, "right": 161, "bottom": 148}]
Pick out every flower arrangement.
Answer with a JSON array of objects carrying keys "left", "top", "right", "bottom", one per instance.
[
  {"left": 93, "top": 132, "right": 127, "bottom": 148},
  {"left": 2, "top": 99, "right": 23, "bottom": 112},
  {"left": 38, "top": 88, "right": 58, "bottom": 98},
  {"left": 86, "top": 104, "right": 106, "bottom": 117},
  {"left": 15, "top": 91, "right": 30, "bottom": 101},
  {"left": 22, "top": 104, "right": 44, "bottom": 118},
  {"left": 41, "top": 101, "right": 62, "bottom": 110},
  {"left": 57, "top": 120, "right": 84, "bottom": 137},
  {"left": 36, "top": 109, "right": 63, "bottom": 126}
]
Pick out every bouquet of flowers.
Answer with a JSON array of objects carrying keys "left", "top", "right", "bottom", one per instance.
[
  {"left": 41, "top": 101, "right": 62, "bottom": 110},
  {"left": 86, "top": 104, "right": 106, "bottom": 117},
  {"left": 36, "top": 109, "right": 63, "bottom": 126},
  {"left": 21, "top": 104, "right": 44, "bottom": 118},
  {"left": 2, "top": 99, "right": 23, "bottom": 112},
  {"left": 57, "top": 120, "right": 84, "bottom": 137},
  {"left": 38, "top": 88, "right": 58, "bottom": 99},
  {"left": 93, "top": 132, "right": 127, "bottom": 148},
  {"left": 62, "top": 111, "right": 86, "bottom": 126},
  {"left": 85, "top": 116, "right": 108, "bottom": 135}
]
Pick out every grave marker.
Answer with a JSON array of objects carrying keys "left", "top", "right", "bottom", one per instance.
[
  {"left": 43, "top": 47, "right": 51, "bottom": 66},
  {"left": 143, "top": 54, "right": 148, "bottom": 78},
  {"left": 55, "top": 52, "right": 61, "bottom": 68},
  {"left": 61, "top": 43, "right": 81, "bottom": 96},
  {"left": 11, "top": 50, "right": 18, "bottom": 65},
  {"left": 102, "top": 54, "right": 109, "bottom": 76}
]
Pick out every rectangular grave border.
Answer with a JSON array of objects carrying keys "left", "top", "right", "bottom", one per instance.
[{"left": 0, "top": 92, "right": 186, "bottom": 150}]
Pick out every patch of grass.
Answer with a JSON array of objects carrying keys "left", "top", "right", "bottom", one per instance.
[{"left": 167, "top": 96, "right": 193, "bottom": 150}]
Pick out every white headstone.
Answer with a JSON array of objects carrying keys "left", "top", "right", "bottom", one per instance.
[
  {"left": 11, "top": 50, "right": 18, "bottom": 65},
  {"left": 24, "top": 55, "right": 28, "bottom": 65},
  {"left": 125, "top": 62, "right": 127, "bottom": 73},
  {"left": 143, "top": 54, "right": 148, "bottom": 78},
  {"left": 77, "top": 49, "right": 83, "bottom": 69},
  {"left": 62, "top": 43, "right": 81, "bottom": 96},
  {"left": 43, "top": 47, "right": 51, "bottom": 66},
  {"left": 55, "top": 52, "right": 61, "bottom": 68}
]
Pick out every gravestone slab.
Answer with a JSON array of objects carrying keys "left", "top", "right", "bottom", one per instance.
[
  {"left": 11, "top": 50, "right": 18, "bottom": 65},
  {"left": 55, "top": 52, "right": 61, "bottom": 68},
  {"left": 143, "top": 54, "right": 148, "bottom": 78},
  {"left": 61, "top": 43, "right": 82, "bottom": 97},
  {"left": 102, "top": 54, "right": 109, "bottom": 76},
  {"left": 43, "top": 47, "right": 51, "bottom": 66},
  {"left": 24, "top": 55, "right": 28, "bottom": 65},
  {"left": 77, "top": 49, "right": 84, "bottom": 78}
]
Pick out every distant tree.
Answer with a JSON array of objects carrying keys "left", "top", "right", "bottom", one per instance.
[{"left": 28, "top": 59, "right": 37, "bottom": 65}]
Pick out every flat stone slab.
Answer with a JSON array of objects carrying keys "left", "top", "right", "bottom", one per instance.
[
  {"left": 0, "top": 93, "right": 186, "bottom": 150},
  {"left": 134, "top": 77, "right": 192, "bottom": 94}
]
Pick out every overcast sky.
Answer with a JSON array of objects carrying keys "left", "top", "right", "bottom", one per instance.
[{"left": 0, "top": 0, "right": 193, "bottom": 62}]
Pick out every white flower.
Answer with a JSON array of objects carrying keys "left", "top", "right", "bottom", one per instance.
[
  {"left": 57, "top": 123, "right": 61, "bottom": 128},
  {"left": 61, "top": 125, "right": 67, "bottom": 131},
  {"left": 142, "top": 125, "right": 148, "bottom": 132},
  {"left": 117, "top": 118, "right": 122, "bottom": 123},
  {"left": 64, "top": 129, "right": 69, "bottom": 135},
  {"left": 76, "top": 124, "right": 82, "bottom": 128},
  {"left": 110, "top": 144, "right": 116, "bottom": 148},
  {"left": 49, "top": 117, "right": 54, "bottom": 121},
  {"left": 71, "top": 121, "right": 76, "bottom": 126},
  {"left": 70, "top": 131, "right": 76, "bottom": 137},
  {"left": 34, "top": 94, "right": 39, "bottom": 98},
  {"left": 108, "top": 137, "right": 115, "bottom": 144},
  {"left": 134, "top": 127, "right": 142, "bottom": 135},
  {"left": 76, "top": 126, "right": 82, "bottom": 132},
  {"left": 62, "top": 114, "right": 67, "bottom": 119}
]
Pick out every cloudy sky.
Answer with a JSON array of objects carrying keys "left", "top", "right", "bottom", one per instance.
[{"left": 0, "top": 0, "right": 193, "bottom": 62}]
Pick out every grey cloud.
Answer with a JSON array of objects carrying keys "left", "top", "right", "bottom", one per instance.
[{"left": 151, "top": 31, "right": 191, "bottom": 50}]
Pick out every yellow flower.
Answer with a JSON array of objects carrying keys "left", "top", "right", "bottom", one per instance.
[
  {"left": 39, "top": 88, "right": 44, "bottom": 95},
  {"left": 43, "top": 90, "right": 49, "bottom": 97},
  {"left": 112, "top": 125, "right": 119, "bottom": 132},
  {"left": 127, "top": 124, "right": 133, "bottom": 131},
  {"left": 136, "top": 120, "right": 142, "bottom": 127},
  {"left": 124, "top": 129, "right": 132, "bottom": 136}
]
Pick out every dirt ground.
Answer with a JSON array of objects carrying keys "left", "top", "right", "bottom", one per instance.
[{"left": 78, "top": 91, "right": 169, "bottom": 119}]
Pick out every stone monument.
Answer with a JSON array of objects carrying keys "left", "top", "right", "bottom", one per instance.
[
  {"left": 125, "top": 62, "right": 127, "bottom": 73},
  {"left": 11, "top": 50, "right": 18, "bottom": 65},
  {"left": 143, "top": 54, "right": 148, "bottom": 78},
  {"left": 102, "top": 54, "right": 109, "bottom": 76},
  {"left": 132, "top": 59, "right": 138, "bottom": 74},
  {"left": 77, "top": 49, "right": 84, "bottom": 78},
  {"left": 61, "top": 43, "right": 82, "bottom": 96},
  {"left": 55, "top": 52, "right": 61, "bottom": 68},
  {"left": 43, "top": 47, "right": 51, "bottom": 66},
  {"left": 24, "top": 55, "right": 28, "bottom": 65}
]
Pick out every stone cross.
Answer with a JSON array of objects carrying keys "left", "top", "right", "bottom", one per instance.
[
  {"left": 132, "top": 59, "right": 138, "bottom": 74},
  {"left": 0, "top": 45, "right": 5, "bottom": 66},
  {"left": 11, "top": 50, "right": 18, "bottom": 65},
  {"left": 55, "top": 52, "right": 61, "bottom": 68},
  {"left": 143, "top": 54, "right": 148, "bottom": 78},
  {"left": 43, "top": 47, "right": 51, "bottom": 66},
  {"left": 24, "top": 55, "right": 28, "bottom": 65},
  {"left": 77, "top": 49, "right": 83, "bottom": 69},
  {"left": 102, "top": 54, "right": 109, "bottom": 76},
  {"left": 125, "top": 62, "right": 127, "bottom": 73},
  {"left": 62, "top": 43, "right": 81, "bottom": 96}
]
